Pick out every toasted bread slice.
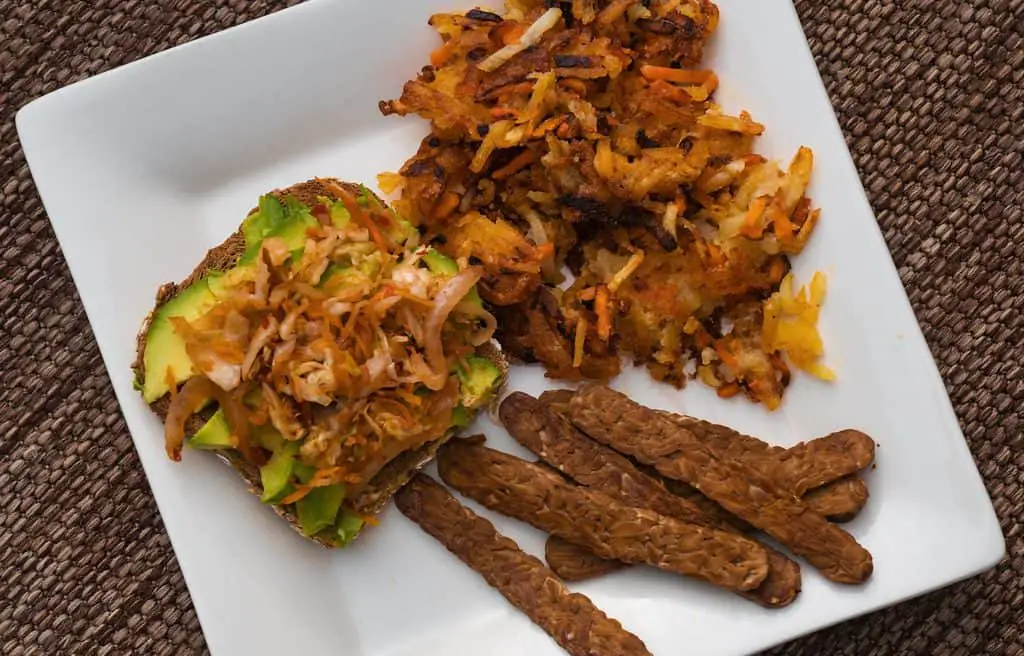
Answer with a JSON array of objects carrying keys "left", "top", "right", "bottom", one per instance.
[{"left": 131, "top": 178, "right": 507, "bottom": 547}]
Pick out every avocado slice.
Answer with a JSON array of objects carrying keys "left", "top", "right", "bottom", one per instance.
[
  {"left": 296, "top": 485, "right": 346, "bottom": 537},
  {"left": 422, "top": 248, "right": 484, "bottom": 307},
  {"left": 335, "top": 511, "right": 365, "bottom": 547},
  {"left": 422, "top": 248, "right": 459, "bottom": 276},
  {"left": 260, "top": 446, "right": 298, "bottom": 504},
  {"left": 188, "top": 409, "right": 234, "bottom": 450},
  {"left": 239, "top": 195, "right": 319, "bottom": 266},
  {"left": 457, "top": 356, "right": 503, "bottom": 409},
  {"left": 140, "top": 278, "right": 219, "bottom": 403}
]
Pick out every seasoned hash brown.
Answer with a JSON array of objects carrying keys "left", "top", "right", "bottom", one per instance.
[{"left": 380, "top": 0, "right": 833, "bottom": 409}]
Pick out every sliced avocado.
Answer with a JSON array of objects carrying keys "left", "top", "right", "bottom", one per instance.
[
  {"left": 189, "top": 409, "right": 234, "bottom": 450},
  {"left": 335, "top": 511, "right": 365, "bottom": 547},
  {"left": 252, "top": 423, "right": 286, "bottom": 452},
  {"left": 242, "top": 195, "right": 286, "bottom": 249},
  {"left": 315, "top": 196, "right": 352, "bottom": 229},
  {"left": 297, "top": 485, "right": 346, "bottom": 537},
  {"left": 451, "top": 404, "right": 471, "bottom": 428},
  {"left": 457, "top": 356, "right": 503, "bottom": 409},
  {"left": 422, "top": 248, "right": 484, "bottom": 307},
  {"left": 422, "top": 248, "right": 459, "bottom": 276},
  {"left": 260, "top": 447, "right": 297, "bottom": 504},
  {"left": 141, "top": 278, "right": 219, "bottom": 403},
  {"left": 239, "top": 195, "right": 318, "bottom": 265}
]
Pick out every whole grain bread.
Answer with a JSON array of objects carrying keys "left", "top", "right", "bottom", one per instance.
[{"left": 130, "top": 178, "right": 507, "bottom": 547}]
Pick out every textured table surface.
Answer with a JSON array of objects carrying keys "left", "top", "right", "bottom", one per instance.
[{"left": 1, "top": 1, "right": 1021, "bottom": 654}]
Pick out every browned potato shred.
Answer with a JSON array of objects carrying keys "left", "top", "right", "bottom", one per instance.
[{"left": 379, "top": 0, "right": 831, "bottom": 409}]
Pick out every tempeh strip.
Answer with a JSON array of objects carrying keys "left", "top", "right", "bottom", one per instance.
[
  {"left": 568, "top": 385, "right": 873, "bottom": 584},
  {"left": 546, "top": 535, "right": 626, "bottom": 581},
  {"left": 542, "top": 389, "right": 874, "bottom": 522},
  {"left": 438, "top": 440, "right": 770, "bottom": 592},
  {"left": 658, "top": 412, "right": 875, "bottom": 496},
  {"left": 804, "top": 476, "right": 870, "bottom": 523},
  {"left": 394, "top": 474, "right": 651, "bottom": 656},
  {"left": 501, "top": 392, "right": 801, "bottom": 607}
]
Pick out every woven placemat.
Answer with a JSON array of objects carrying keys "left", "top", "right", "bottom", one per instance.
[{"left": 1, "top": 1, "right": 1021, "bottom": 654}]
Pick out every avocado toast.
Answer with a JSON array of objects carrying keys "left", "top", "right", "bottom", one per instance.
[{"left": 132, "top": 178, "right": 507, "bottom": 547}]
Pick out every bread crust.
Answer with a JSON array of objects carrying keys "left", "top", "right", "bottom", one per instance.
[{"left": 132, "top": 178, "right": 506, "bottom": 547}]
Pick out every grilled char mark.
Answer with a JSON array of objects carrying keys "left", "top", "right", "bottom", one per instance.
[
  {"left": 465, "top": 8, "right": 502, "bottom": 22},
  {"left": 558, "top": 195, "right": 678, "bottom": 252},
  {"left": 567, "top": 385, "right": 874, "bottom": 584},
  {"left": 437, "top": 440, "right": 770, "bottom": 592},
  {"left": 394, "top": 475, "right": 651, "bottom": 656},
  {"left": 505, "top": 392, "right": 801, "bottom": 608}
]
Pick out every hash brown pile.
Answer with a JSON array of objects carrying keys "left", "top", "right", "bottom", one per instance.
[{"left": 380, "top": 0, "right": 833, "bottom": 409}]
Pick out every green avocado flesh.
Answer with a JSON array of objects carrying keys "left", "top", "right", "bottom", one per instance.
[
  {"left": 422, "top": 248, "right": 459, "bottom": 275},
  {"left": 141, "top": 279, "right": 219, "bottom": 403},
  {"left": 297, "top": 485, "right": 347, "bottom": 537},
  {"left": 189, "top": 410, "right": 233, "bottom": 449},
  {"left": 260, "top": 448, "right": 297, "bottom": 504},
  {"left": 143, "top": 189, "right": 506, "bottom": 545},
  {"left": 139, "top": 194, "right": 318, "bottom": 402},
  {"left": 457, "top": 356, "right": 503, "bottom": 409}
]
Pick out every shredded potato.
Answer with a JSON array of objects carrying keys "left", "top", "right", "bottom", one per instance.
[{"left": 378, "top": 0, "right": 829, "bottom": 408}]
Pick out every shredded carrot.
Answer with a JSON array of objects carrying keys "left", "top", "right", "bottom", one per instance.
[
  {"left": 716, "top": 382, "right": 741, "bottom": 399},
  {"left": 597, "top": 0, "right": 633, "bottom": 25},
  {"left": 329, "top": 183, "right": 390, "bottom": 253},
  {"left": 595, "top": 285, "right": 612, "bottom": 341},
  {"left": 572, "top": 318, "right": 588, "bottom": 368},
  {"left": 497, "top": 22, "right": 525, "bottom": 45},
  {"left": 432, "top": 191, "right": 461, "bottom": 220},
  {"left": 739, "top": 196, "right": 769, "bottom": 238},
  {"left": 532, "top": 116, "right": 565, "bottom": 138},
  {"left": 490, "top": 106, "right": 519, "bottom": 120},
  {"left": 768, "top": 257, "right": 787, "bottom": 284},
  {"left": 430, "top": 40, "right": 456, "bottom": 68},
  {"left": 493, "top": 150, "right": 537, "bottom": 180},
  {"left": 361, "top": 513, "right": 381, "bottom": 527},
  {"left": 714, "top": 340, "right": 740, "bottom": 369},
  {"left": 577, "top": 286, "right": 597, "bottom": 301},
  {"left": 535, "top": 242, "right": 555, "bottom": 262},
  {"left": 640, "top": 65, "right": 714, "bottom": 85},
  {"left": 279, "top": 486, "right": 312, "bottom": 505},
  {"left": 771, "top": 196, "right": 795, "bottom": 242}
]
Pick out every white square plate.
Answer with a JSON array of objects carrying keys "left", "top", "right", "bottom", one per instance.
[{"left": 17, "top": 1, "right": 1005, "bottom": 654}]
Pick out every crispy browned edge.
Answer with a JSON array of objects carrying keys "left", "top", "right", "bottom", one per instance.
[{"left": 129, "top": 178, "right": 508, "bottom": 548}]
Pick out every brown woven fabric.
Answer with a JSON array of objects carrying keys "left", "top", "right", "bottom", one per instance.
[{"left": 0, "top": 0, "right": 1020, "bottom": 654}]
